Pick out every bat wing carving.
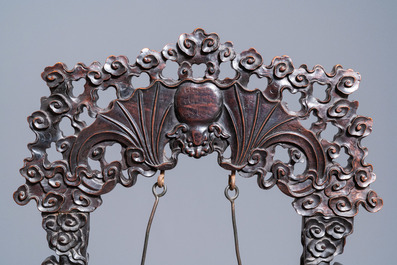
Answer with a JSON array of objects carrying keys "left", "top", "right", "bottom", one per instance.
[
  {"left": 219, "top": 83, "right": 326, "bottom": 197},
  {"left": 68, "top": 81, "right": 177, "bottom": 194}
]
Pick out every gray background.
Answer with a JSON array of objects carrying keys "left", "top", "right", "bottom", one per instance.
[{"left": 1, "top": 0, "right": 396, "bottom": 264}]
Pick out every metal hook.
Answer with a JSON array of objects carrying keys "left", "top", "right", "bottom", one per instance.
[
  {"left": 157, "top": 170, "right": 165, "bottom": 188},
  {"left": 229, "top": 170, "right": 236, "bottom": 191}
]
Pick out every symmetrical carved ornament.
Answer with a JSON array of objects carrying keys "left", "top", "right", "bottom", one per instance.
[{"left": 14, "top": 29, "right": 382, "bottom": 264}]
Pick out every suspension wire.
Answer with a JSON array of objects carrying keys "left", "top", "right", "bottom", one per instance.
[
  {"left": 225, "top": 180, "right": 242, "bottom": 265},
  {"left": 141, "top": 171, "right": 242, "bottom": 265},
  {"left": 140, "top": 180, "right": 167, "bottom": 265}
]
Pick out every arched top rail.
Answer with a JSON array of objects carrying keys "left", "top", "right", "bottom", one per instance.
[{"left": 14, "top": 29, "right": 382, "bottom": 265}]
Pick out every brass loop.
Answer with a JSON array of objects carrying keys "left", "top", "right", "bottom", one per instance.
[
  {"left": 229, "top": 170, "right": 236, "bottom": 190},
  {"left": 157, "top": 170, "right": 165, "bottom": 188}
]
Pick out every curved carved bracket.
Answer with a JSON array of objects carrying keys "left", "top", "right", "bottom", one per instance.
[{"left": 14, "top": 28, "right": 382, "bottom": 264}]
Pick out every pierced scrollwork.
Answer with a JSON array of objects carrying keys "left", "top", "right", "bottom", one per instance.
[
  {"left": 42, "top": 212, "right": 90, "bottom": 265},
  {"left": 14, "top": 28, "right": 382, "bottom": 264},
  {"left": 301, "top": 215, "right": 353, "bottom": 265}
]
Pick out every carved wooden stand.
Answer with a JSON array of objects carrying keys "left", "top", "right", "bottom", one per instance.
[{"left": 14, "top": 29, "right": 382, "bottom": 264}]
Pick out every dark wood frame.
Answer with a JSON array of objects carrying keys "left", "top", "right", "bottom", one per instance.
[{"left": 14, "top": 29, "right": 382, "bottom": 265}]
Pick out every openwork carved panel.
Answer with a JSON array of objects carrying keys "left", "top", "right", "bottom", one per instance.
[{"left": 14, "top": 29, "right": 382, "bottom": 264}]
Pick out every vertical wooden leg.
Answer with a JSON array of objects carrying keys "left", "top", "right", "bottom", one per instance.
[
  {"left": 41, "top": 212, "right": 90, "bottom": 265},
  {"left": 301, "top": 215, "right": 353, "bottom": 265}
]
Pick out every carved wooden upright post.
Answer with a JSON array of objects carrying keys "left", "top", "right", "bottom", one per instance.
[{"left": 14, "top": 29, "right": 382, "bottom": 265}]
